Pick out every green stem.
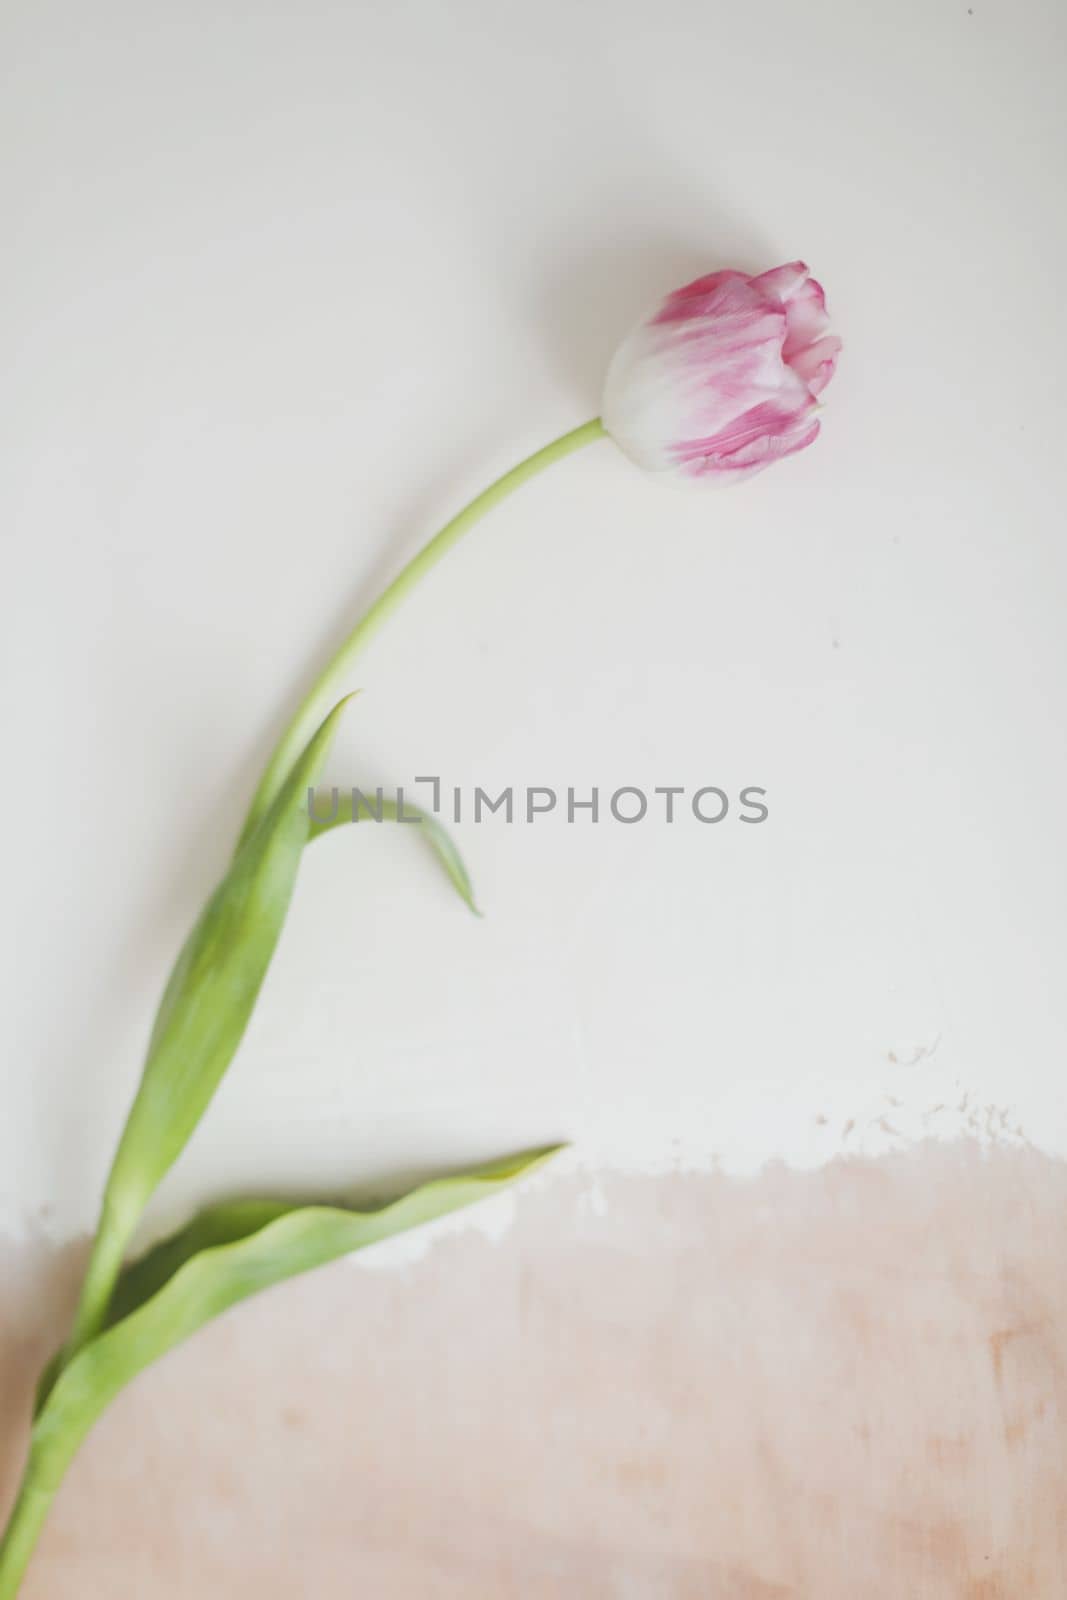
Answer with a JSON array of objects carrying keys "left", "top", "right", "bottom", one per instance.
[
  {"left": 238, "top": 417, "right": 606, "bottom": 848},
  {"left": 0, "top": 1479, "right": 51, "bottom": 1600},
  {"left": 49, "top": 1202, "right": 131, "bottom": 1392}
]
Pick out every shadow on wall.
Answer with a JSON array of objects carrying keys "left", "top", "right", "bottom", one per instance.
[{"left": 525, "top": 163, "right": 776, "bottom": 404}]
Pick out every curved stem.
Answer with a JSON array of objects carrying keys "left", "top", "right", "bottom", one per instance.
[
  {"left": 0, "top": 1478, "right": 52, "bottom": 1600},
  {"left": 238, "top": 417, "right": 606, "bottom": 848},
  {"left": 42, "top": 1200, "right": 131, "bottom": 1404}
]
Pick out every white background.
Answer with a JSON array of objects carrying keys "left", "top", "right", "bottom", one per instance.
[{"left": 3, "top": 0, "right": 1066, "bottom": 1244}]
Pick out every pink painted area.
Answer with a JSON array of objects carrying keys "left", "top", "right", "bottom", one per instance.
[{"left": 3, "top": 1142, "right": 1066, "bottom": 1596}]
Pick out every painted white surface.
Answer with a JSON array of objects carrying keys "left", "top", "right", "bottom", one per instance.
[{"left": 3, "top": 0, "right": 1066, "bottom": 1244}]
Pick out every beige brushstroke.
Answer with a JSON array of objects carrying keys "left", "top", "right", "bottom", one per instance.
[{"left": 2, "top": 1141, "right": 1066, "bottom": 1597}]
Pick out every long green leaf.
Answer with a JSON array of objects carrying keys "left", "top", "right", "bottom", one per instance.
[
  {"left": 59, "top": 697, "right": 359, "bottom": 1371},
  {"left": 52, "top": 720, "right": 482, "bottom": 1385},
  {"left": 111, "top": 1149, "right": 549, "bottom": 1325},
  {"left": 309, "top": 788, "right": 481, "bottom": 915},
  {"left": 112, "top": 698, "right": 356, "bottom": 1213},
  {"left": 0, "top": 1149, "right": 558, "bottom": 1600}
]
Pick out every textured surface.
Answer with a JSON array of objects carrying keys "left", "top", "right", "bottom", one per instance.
[
  {"left": 4, "top": 1146, "right": 1067, "bottom": 1597},
  {"left": 3, "top": 0, "right": 1067, "bottom": 1590}
]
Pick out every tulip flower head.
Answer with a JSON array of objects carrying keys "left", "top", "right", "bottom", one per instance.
[{"left": 601, "top": 261, "right": 841, "bottom": 482}]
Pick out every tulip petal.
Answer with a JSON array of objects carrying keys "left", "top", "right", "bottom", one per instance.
[
  {"left": 674, "top": 402, "right": 820, "bottom": 476},
  {"left": 602, "top": 259, "right": 839, "bottom": 483},
  {"left": 790, "top": 334, "right": 842, "bottom": 396},
  {"left": 751, "top": 260, "right": 810, "bottom": 304},
  {"left": 652, "top": 269, "right": 752, "bottom": 324}
]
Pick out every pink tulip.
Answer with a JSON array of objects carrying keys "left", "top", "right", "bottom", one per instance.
[{"left": 601, "top": 261, "right": 841, "bottom": 482}]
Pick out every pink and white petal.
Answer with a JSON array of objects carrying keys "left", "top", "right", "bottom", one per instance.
[
  {"left": 604, "top": 298, "right": 799, "bottom": 472},
  {"left": 788, "top": 333, "right": 842, "bottom": 395},
  {"left": 797, "top": 274, "right": 827, "bottom": 312},
  {"left": 692, "top": 397, "right": 810, "bottom": 454},
  {"left": 652, "top": 269, "right": 753, "bottom": 325},
  {"left": 667, "top": 307, "right": 789, "bottom": 388},
  {"left": 676, "top": 414, "right": 821, "bottom": 481},
  {"left": 750, "top": 260, "right": 810, "bottom": 308},
  {"left": 782, "top": 284, "right": 833, "bottom": 363},
  {"left": 723, "top": 413, "right": 821, "bottom": 466},
  {"left": 697, "top": 415, "right": 821, "bottom": 479},
  {"left": 603, "top": 261, "right": 838, "bottom": 479},
  {"left": 671, "top": 398, "right": 819, "bottom": 476}
]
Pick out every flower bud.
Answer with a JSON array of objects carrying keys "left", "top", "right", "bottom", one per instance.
[{"left": 602, "top": 261, "right": 840, "bottom": 481}]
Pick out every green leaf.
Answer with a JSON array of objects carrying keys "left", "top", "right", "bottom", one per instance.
[
  {"left": 0, "top": 1149, "right": 559, "bottom": 1600},
  {"left": 112, "top": 1147, "right": 553, "bottom": 1326},
  {"left": 54, "top": 701, "right": 482, "bottom": 1381},
  {"left": 121, "top": 754, "right": 478, "bottom": 1223},
  {"left": 58, "top": 699, "right": 360, "bottom": 1371},
  {"left": 105, "top": 700, "right": 358, "bottom": 1231},
  {"left": 308, "top": 788, "right": 481, "bottom": 915}
]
